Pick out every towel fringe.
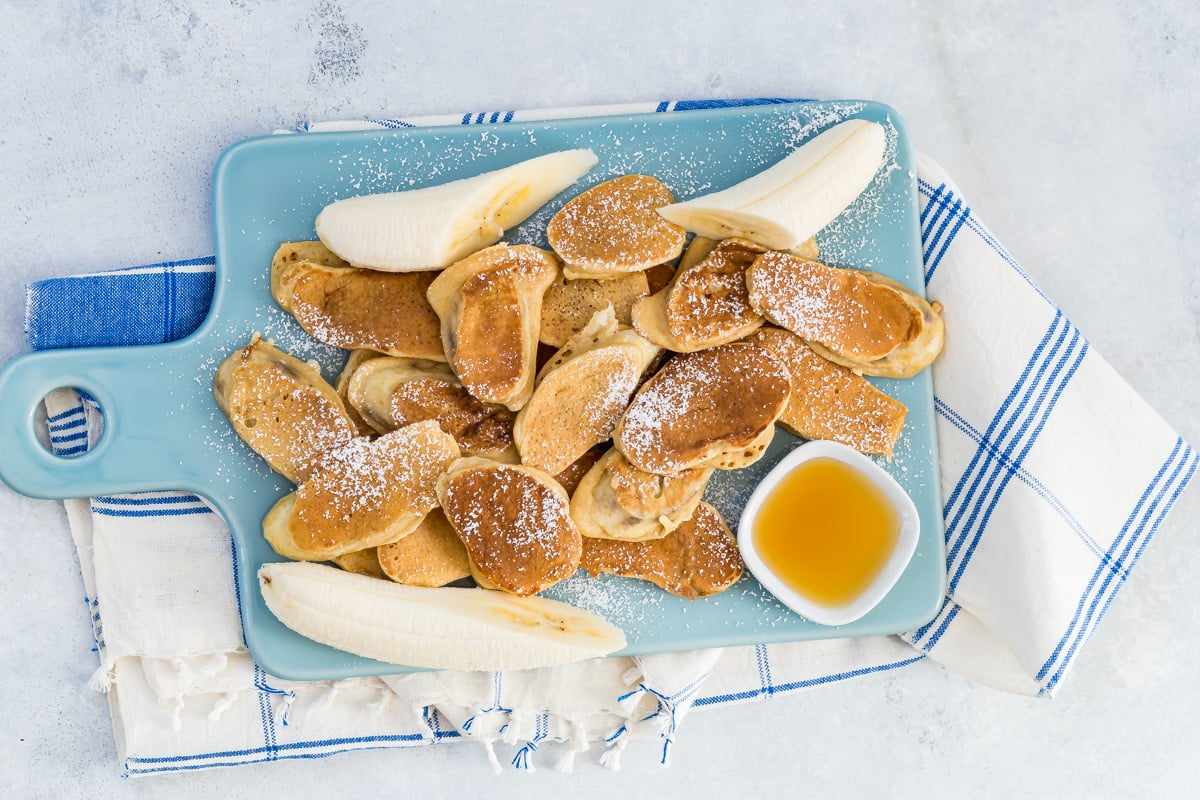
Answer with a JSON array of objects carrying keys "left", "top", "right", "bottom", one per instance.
[
  {"left": 200, "top": 652, "right": 229, "bottom": 677},
  {"left": 170, "top": 695, "right": 184, "bottom": 731},
  {"left": 554, "top": 719, "right": 590, "bottom": 773},
  {"left": 554, "top": 748, "right": 577, "bottom": 773},
  {"left": 274, "top": 690, "right": 296, "bottom": 726},
  {"left": 501, "top": 713, "right": 523, "bottom": 746},
  {"left": 207, "top": 691, "right": 238, "bottom": 722},
  {"left": 481, "top": 738, "right": 502, "bottom": 774},
  {"left": 87, "top": 663, "right": 114, "bottom": 693},
  {"left": 369, "top": 687, "right": 392, "bottom": 715},
  {"left": 599, "top": 736, "right": 628, "bottom": 771},
  {"left": 312, "top": 684, "right": 340, "bottom": 715}
]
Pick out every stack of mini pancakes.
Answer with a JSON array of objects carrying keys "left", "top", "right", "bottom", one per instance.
[{"left": 215, "top": 168, "right": 943, "bottom": 606}]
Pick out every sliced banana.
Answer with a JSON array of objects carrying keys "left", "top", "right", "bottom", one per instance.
[
  {"left": 657, "top": 119, "right": 886, "bottom": 251},
  {"left": 259, "top": 561, "right": 626, "bottom": 671},
  {"left": 315, "top": 149, "right": 598, "bottom": 271}
]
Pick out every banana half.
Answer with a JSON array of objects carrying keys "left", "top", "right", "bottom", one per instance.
[
  {"left": 656, "top": 119, "right": 886, "bottom": 251},
  {"left": 259, "top": 561, "right": 626, "bottom": 671},
  {"left": 315, "top": 149, "right": 599, "bottom": 271}
]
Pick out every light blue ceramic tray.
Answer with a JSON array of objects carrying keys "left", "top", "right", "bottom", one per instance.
[{"left": 0, "top": 100, "right": 944, "bottom": 680}]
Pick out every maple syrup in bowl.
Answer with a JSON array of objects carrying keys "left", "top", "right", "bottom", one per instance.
[{"left": 737, "top": 440, "right": 919, "bottom": 626}]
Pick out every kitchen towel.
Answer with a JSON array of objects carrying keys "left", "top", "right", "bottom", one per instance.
[{"left": 23, "top": 100, "right": 1196, "bottom": 776}]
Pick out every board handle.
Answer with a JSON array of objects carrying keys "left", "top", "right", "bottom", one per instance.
[{"left": 0, "top": 345, "right": 210, "bottom": 499}]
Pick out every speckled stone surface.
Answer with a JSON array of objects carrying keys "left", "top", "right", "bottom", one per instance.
[{"left": 2, "top": 2, "right": 1197, "bottom": 797}]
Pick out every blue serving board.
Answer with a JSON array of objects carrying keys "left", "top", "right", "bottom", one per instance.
[{"left": 0, "top": 100, "right": 945, "bottom": 680}]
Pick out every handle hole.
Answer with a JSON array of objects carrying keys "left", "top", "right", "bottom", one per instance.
[{"left": 38, "top": 387, "right": 106, "bottom": 459}]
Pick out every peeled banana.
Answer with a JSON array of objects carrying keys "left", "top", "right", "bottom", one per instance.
[
  {"left": 656, "top": 119, "right": 886, "bottom": 251},
  {"left": 315, "top": 149, "right": 599, "bottom": 271},
  {"left": 258, "top": 561, "right": 626, "bottom": 671}
]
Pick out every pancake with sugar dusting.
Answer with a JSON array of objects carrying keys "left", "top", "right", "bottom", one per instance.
[
  {"left": 570, "top": 449, "right": 712, "bottom": 542},
  {"left": 436, "top": 457, "right": 582, "bottom": 596},
  {"left": 376, "top": 509, "right": 471, "bottom": 588},
  {"left": 750, "top": 327, "right": 907, "bottom": 457},
  {"left": 213, "top": 335, "right": 356, "bottom": 484},
  {"left": 547, "top": 175, "right": 686, "bottom": 280},
  {"left": 539, "top": 271, "right": 649, "bottom": 347},
  {"left": 263, "top": 420, "right": 460, "bottom": 561},
  {"left": 613, "top": 342, "right": 791, "bottom": 474},
  {"left": 346, "top": 356, "right": 515, "bottom": 460},
  {"left": 514, "top": 307, "right": 660, "bottom": 475},
  {"left": 271, "top": 241, "right": 445, "bottom": 360},
  {"left": 806, "top": 272, "right": 945, "bottom": 379},
  {"left": 746, "top": 252, "right": 944, "bottom": 377},
  {"left": 426, "top": 244, "right": 558, "bottom": 410},
  {"left": 581, "top": 501, "right": 743, "bottom": 598},
  {"left": 632, "top": 237, "right": 766, "bottom": 352}
]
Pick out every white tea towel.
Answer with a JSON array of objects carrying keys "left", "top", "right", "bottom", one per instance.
[{"left": 22, "top": 100, "right": 1196, "bottom": 775}]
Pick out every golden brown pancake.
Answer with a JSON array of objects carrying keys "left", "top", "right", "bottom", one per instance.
[
  {"left": 213, "top": 335, "right": 356, "bottom": 484},
  {"left": 805, "top": 272, "right": 946, "bottom": 378},
  {"left": 746, "top": 251, "right": 921, "bottom": 364},
  {"left": 750, "top": 327, "right": 907, "bottom": 457},
  {"left": 632, "top": 237, "right": 766, "bottom": 352},
  {"left": 330, "top": 548, "right": 388, "bottom": 579},
  {"left": 375, "top": 509, "right": 471, "bottom": 587},
  {"left": 581, "top": 502, "right": 743, "bottom": 598},
  {"left": 436, "top": 457, "right": 582, "bottom": 596},
  {"left": 273, "top": 254, "right": 446, "bottom": 360},
  {"left": 539, "top": 271, "right": 649, "bottom": 347},
  {"left": 263, "top": 420, "right": 460, "bottom": 561},
  {"left": 270, "top": 241, "right": 349, "bottom": 280},
  {"left": 426, "top": 244, "right": 558, "bottom": 410},
  {"left": 570, "top": 449, "right": 711, "bottom": 542},
  {"left": 547, "top": 175, "right": 687, "bottom": 279},
  {"left": 345, "top": 356, "right": 515, "bottom": 460},
  {"left": 613, "top": 342, "right": 791, "bottom": 474},
  {"left": 514, "top": 308, "right": 660, "bottom": 475},
  {"left": 336, "top": 349, "right": 386, "bottom": 436}
]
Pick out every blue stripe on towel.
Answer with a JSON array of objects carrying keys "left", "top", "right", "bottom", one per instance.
[
  {"left": 25, "top": 257, "right": 215, "bottom": 350},
  {"left": 1038, "top": 441, "right": 1198, "bottom": 691}
]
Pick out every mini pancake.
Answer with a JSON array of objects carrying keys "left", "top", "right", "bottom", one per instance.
[
  {"left": 570, "top": 449, "right": 712, "bottom": 542},
  {"left": 436, "top": 457, "right": 582, "bottom": 596},
  {"left": 263, "top": 420, "right": 460, "bottom": 561},
  {"left": 750, "top": 327, "right": 907, "bottom": 457},
  {"left": 346, "top": 356, "right": 515, "bottom": 460},
  {"left": 614, "top": 342, "right": 791, "bottom": 474},
  {"left": 270, "top": 240, "right": 349, "bottom": 282},
  {"left": 514, "top": 307, "right": 660, "bottom": 476},
  {"left": 581, "top": 502, "right": 743, "bottom": 599},
  {"left": 632, "top": 237, "right": 766, "bottom": 352},
  {"left": 376, "top": 509, "right": 472, "bottom": 588},
  {"left": 547, "top": 175, "right": 686, "bottom": 279},
  {"left": 746, "top": 251, "right": 941, "bottom": 375},
  {"left": 213, "top": 335, "right": 356, "bottom": 484},
  {"left": 539, "top": 270, "right": 649, "bottom": 347},
  {"left": 330, "top": 548, "right": 388, "bottom": 579},
  {"left": 336, "top": 349, "right": 386, "bottom": 436},
  {"left": 271, "top": 241, "right": 445, "bottom": 360},
  {"left": 426, "top": 244, "right": 558, "bottom": 411},
  {"left": 805, "top": 272, "right": 945, "bottom": 379}
]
